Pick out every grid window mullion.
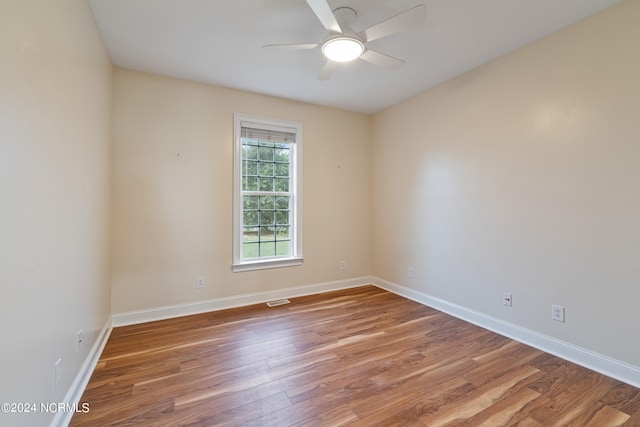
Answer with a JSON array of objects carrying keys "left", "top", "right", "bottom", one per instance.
[{"left": 241, "top": 138, "right": 293, "bottom": 260}]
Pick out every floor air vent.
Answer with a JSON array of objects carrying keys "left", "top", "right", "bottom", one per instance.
[{"left": 266, "top": 299, "right": 291, "bottom": 307}]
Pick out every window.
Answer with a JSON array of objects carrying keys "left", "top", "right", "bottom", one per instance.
[{"left": 233, "top": 113, "right": 303, "bottom": 272}]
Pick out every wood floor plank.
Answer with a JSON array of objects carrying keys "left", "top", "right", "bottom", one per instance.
[
  {"left": 238, "top": 391, "right": 354, "bottom": 426},
  {"left": 565, "top": 402, "right": 630, "bottom": 427},
  {"left": 418, "top": 364, "right": 543, "bottom": 426},
  {"left": 511, "top": 416, "right": 546, "bottom": 427},
  {"left": 601, "top": 382, "right": 640, "bottom": 415},
  {"left": 294, "top": 405, "right": 359, "bottom": 427},
  {"left": 191, "top": 391, "right": 293, "bottom": 427},
  {"left": 70, "top": 285, "right": 640, "bottom": 426},
  {"left": 458, "top": 387, "right": 542, "bottom": 426},
  {"left": 526, "top": 369, "right": 620, "bottom": 425},
  {"left": 349, "top": 375, "right": 475, "bottom": 426}
]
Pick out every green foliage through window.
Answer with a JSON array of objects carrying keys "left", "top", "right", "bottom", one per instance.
[{"left": 241, "top": 139, "right": 292, "bottom": 259}]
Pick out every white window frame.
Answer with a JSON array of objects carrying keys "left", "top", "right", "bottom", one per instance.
[{"left": 233, "top": 113, "right": 303, "bottom": 272}]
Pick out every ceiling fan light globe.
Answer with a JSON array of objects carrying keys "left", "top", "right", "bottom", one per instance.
[{"left": 322, "top": 37, "right": 364, "bottom": 62}]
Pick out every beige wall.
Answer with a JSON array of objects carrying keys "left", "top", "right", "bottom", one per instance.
[
  {"left": 111, "top": 69, "right": 372, "bottom": 313},
  {"left": 372, "top": 0, "right": 640, "bottom": 366},
  {"left": 0, "top": 0, "right": 112, "bottom": 425}
]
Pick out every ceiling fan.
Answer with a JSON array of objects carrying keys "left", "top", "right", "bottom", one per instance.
[{"left": 263, "top": 0, "right": 427, "bottom": 80}]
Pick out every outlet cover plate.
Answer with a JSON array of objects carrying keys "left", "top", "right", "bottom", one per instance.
[
  {"left": 502, "top": 292, "right": 512, "bottom": 306},
  {"left": 552, "top": 304, "right": 565, "bottom": 322},
  {"left": 76, "top": 330, "right": 83, "bottom": 352},
  {"left": 54, "top": 358, "right": 62, "bottom": 389}
]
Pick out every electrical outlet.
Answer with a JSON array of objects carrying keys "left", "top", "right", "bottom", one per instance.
[
  {"left": 339, "top": 260, "right": 346, "bottom": 270},
  {"left": 76, "top": 330, "right": 83, "bottom": 352},
  {"left": 552, "top": 305, "right": 565, "bottom": 322},
  {"left": 196, "top": 276, "right": 205, "bottom": 289},
  {"left": 408, "top": 267, "right": 414, "bottom": 279},
  {"left": 54, "top": 358, "right": 62, "bottom": 389},
  {"left": 502, "top": 292, "right": 512, "bottom": 307}
]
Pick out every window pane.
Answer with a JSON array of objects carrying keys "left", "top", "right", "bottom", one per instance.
[
  {"left": 275, "top": 178, "right": 289, "bottom": 192},
  {"left": 276, "top": 196, "right": 289, "bottom": 210},
  {"left": 275, "top": 163, "right": 289, "bottom": 177},
  {"left": 276, "top": 226, "right": 290, "bottom": 240},
  {"left": 259, "top": 177, "right": 274, "bottom": 192},
  {"left": 260, "top": 226, "right": 275, "bottom": 240},
  {"left": 275, "top": 148, "right": 289, "bottom": 162},
  {"left": 243, "top": 144, "right": 258, "bottom": 161},
  {"left": 244, "top": 196, "right": 259, "bottom": 210},
  {"left": 276, "top": 211, "right": 289, "bottom": 225},
  {"left": 243, "top": 227, "right": 259, "bottom": 243},
  {"left": 260, "top": 211, "right": 274, "bottom": 225},
  {"left": 258, "top": 162, "right": 274, "bottom": 176},
  {"left": 244, "top": 176, "right": 258, "bottom": 191},
  {"left": 258, "top": 146, "right": 274, "bottom": 161},
  {"left": 260, "top": 242, "right": 275, "bottom": 257},
  {"left": 260, "top": 196, "right": 274, "bottom": 210},
  {"left": 243, "top": 161, "right": 258, "bottom": 176},
  {"left": 276, "top": 241, "right": 289, "bottom": 256},
  {"left": 243, "top": 243, "right": 259, "bottom": 258},
  {"left": 243, "top": 211, "right": 259, "bottom": 226}
]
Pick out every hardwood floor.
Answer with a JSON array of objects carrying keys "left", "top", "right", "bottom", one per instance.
[{"left": 71, "top": 286, "right": 640, "bottom": 426}]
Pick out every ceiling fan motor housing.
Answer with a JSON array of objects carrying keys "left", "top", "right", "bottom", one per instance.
[{"left": 332, "top": 7, "right": 358, "bottom": 31}]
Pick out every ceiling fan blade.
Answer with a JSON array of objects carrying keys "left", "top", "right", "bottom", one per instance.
[
  {"left": 262, "top": 43, "right": 319, "bottom": 50},
  {"left": 360, "top": 49, "right": 406, "bottom": 70},
  {"left": 318, "top": 60, "right": 337, "bottom": 80},
  {"left": 305, "top": 0, "right": 342, "bottom": 33},
  {"left": 359, "top": 4, "right": 426, "bottom": 43}
]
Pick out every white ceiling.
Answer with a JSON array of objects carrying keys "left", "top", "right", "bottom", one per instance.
[{"left": 88, "top": 0, "right": 621, "bottom": 114}]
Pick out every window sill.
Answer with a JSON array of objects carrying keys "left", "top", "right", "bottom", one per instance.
[{"left": 232, "top": 256, "right": 304, "bottom": 272}]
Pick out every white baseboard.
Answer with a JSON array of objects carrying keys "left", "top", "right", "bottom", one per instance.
[
  {"left": 51, "top": 318, "right": 113, "bottom": 427},
  {"left": 371, "top": 277, "right": 640, "bottom": 389},
  {"left": 112, "top": 276, "right": 372, "bottom": 327}
]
